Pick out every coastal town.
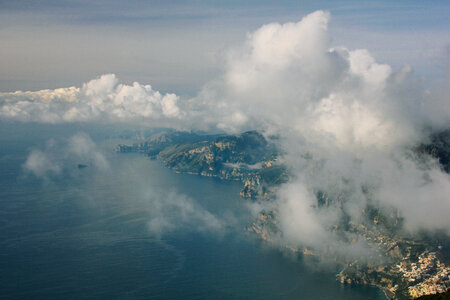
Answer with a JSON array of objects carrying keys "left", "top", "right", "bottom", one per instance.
[
  {"left": 396, "top": 251, "right": 449, "bottom": 298},
  {"left": 249, "top": 209, "right": 450, "bottom": 299}
]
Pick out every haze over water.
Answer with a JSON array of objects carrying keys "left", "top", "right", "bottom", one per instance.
[{"left": 0, "top": 124, "right": 385, "bottom": 299}]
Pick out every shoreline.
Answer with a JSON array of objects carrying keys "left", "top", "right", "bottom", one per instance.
[{"left": 121, "top": 147, "right": 448, "bottom": 300}]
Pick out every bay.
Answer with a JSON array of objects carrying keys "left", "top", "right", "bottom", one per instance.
[{"left": 0, "top": 124, "right": 385, "bottom": 299}]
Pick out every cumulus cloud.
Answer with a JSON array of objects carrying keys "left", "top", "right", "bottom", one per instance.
[
  {"left": 193, "top": 10, "right": 450, "bottom": 254},
  {"left": 0, "top": 74, "right": 183, "bottom": 125},
  {"left": 199, "top": 11, "right": 448, "bottom": 147}
]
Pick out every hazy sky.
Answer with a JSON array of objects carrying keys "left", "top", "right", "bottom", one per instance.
[{"left": 1, "top": 0, "right": 449, "bottom": 95}]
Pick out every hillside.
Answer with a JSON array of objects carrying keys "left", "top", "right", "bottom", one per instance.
[
  {"left": 117, "top": 129, "right": 450, "bottom": 299},
  {"left": 117, "top": 130, "right": 288, "bottom": 198}
]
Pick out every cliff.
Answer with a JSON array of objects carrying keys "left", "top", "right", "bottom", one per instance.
[{"left": 117, "top": 130, "right": 288, "bottom": 198}]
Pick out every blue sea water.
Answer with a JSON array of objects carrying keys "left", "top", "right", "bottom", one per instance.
[{"left": 0, "top": 124, "right": 385, "bottom": 299}]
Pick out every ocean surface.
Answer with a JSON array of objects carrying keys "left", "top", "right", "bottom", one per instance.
[{"left": 0, "top": 124, "right": 385, "bottom": 299}]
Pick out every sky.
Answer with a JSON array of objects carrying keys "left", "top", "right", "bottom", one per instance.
[{"left": 1, "top": 0, "right": 449, "bottom": 96}]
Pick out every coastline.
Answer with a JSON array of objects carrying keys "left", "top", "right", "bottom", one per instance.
[{"left": 116, "top": 133, "right": 449, "bottom": 300}]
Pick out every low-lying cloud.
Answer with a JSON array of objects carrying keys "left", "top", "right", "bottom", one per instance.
[
  {"left": 196, "top": 11, "right": 450, "bottom": 242},
  {"left": 24, "top": 147, "right": 62, "bottom": 178},
  {"left": 23, "top": 133, "right": 225, "bottom": 238},
  {"left": 146, "top": 191, "right": 224, "bottom": 238},
  {"left": 23, "top": 132, "right": 109, "bottom": 178},
  {"left": 7, "top": 10, "right": 450, "bottom": 256},
  {"left": 1, "top": 74, "right": 182, "bottom": 125}
]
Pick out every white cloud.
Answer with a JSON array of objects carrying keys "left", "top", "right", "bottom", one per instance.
[
  {"left": 0, "top": 74, "right": 183, "bottom": 125},
  {"left": 201, "top": 11, "right": 445, "bottom": 151},
  {"left": 24, "top": 148, "right": 61, "bottom": 178},
  {"left": 194, "top": 10, "right": 450, "bottom": 252},
  {"left": 146, "top": 191, "right": 224, "bottom": 238},
  {"left": 348, "top": 49, "right": 392, "bottom": 86},
  {"left": 277, "top": 181, "right": 329, "bottom": 247},
  {"left": 23, "top": 132, "right": 109, "bottom": 178},
  {"left": 68, "top": 133, "right": 109, "bottom": 171}
]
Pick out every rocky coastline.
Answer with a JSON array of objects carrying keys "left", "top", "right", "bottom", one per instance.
[{"left": 117, "top": 129, "right": 450, "bottom": 299}]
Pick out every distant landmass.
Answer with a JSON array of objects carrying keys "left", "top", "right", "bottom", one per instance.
[
  {"left": 117, "top": 129, "right": 450, "bottom": 299},
  {"left": 117, "top": 130, "right": 287, "bottom": 199}
]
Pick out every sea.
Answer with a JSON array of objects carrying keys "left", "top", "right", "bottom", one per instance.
[{"left": 0, "top": 123, "right": 385, "bottom": 299}]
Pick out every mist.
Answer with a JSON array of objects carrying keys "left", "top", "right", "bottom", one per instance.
[{"left": 22, "top": 132, "right": 228, "bottom": 238}]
